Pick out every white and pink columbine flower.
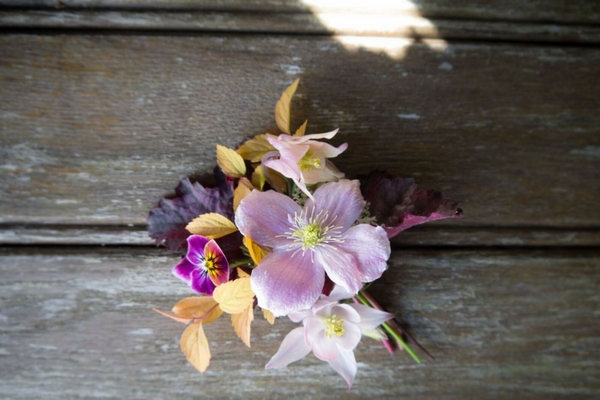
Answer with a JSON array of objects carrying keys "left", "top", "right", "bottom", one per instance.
[
  {"left": 266, "top": 287, "right": 393, "bottom": 388},
  {"left": 235, "top": 179, "right": 391, "bottom": 316},
  {"left": 262, "top": 130, "right": 348, "bottom": 200}
]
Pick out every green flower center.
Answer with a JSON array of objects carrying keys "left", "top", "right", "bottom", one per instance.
[
  {"left": 298, "top": 150, "right": 322, "bottom": 172},
  {"left": 324, "top": 315, "right": 345, "bottom": 338},
  {"left": 293, "top": 222, "right": 324, "bottom": 250}
]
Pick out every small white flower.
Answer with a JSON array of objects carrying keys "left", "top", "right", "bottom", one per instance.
[{"left": 265, "top": 287, "right": 392, "bottom": 388}]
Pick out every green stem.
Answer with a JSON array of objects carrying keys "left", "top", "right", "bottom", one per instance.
[
  {"left": 229, "top": 258, "right": 254, "bottom": 268},
  {"left": 356, "top": 291, "right": 421, "bottom": 364}
]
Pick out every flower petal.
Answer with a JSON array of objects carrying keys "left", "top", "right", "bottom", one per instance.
[
  {"left": 279, "top": 129, "right": 339, "bottom": 144},
  {"left": 336, "top": 224, "right": 390, "bottom": 282},
  {"left": 348, "top": 303, "right": 393, "bottom": 332},
  {"left": 203, "top": 239, "right": 229, "bottom": 286},
  {"left": 287, "top": 308, "right": 312, "bottom": 323},
  {"left": 309, "top": 180, "right": 365, "bottom": 231},
  {"left": 331, "top": 304, "right": 361, "bottom": 324},
  {"left": 235, "top": 189, "right": 301, "bottom": 249},
  {"left": 265, "top": 327, "right": 311, "bottom": 369},
  {"left": 307, "top": 140, "right": 348, "bottom": 159},
  {"left": 251, "top": 249, "right": 324, "bottom": 317},
  {"left": 325, "top": 285, "right": 356, "bottom": 303},
  {"left": 333, "top": 318, "right": 362, "bottom": 351},
  {"left": 327, "top": 348, "right": 357, "bottom": 389},
  {"left": 304, "top": 315, "right": 326, "bottom": 348},
  {"left": 185, "top": 235, "right": 210, "bottom": 264},
  {"left": 315, "top": 246, "right": 363, "bottom": 295},
  {"left": 189, "top": 269, "right": 216, "bottom": 296},
  {"left": 309, "top": 326, "right": 340, "bottom": 361},
  {"left": 172, "top": 256, "right": 196, "bottom": 283}
]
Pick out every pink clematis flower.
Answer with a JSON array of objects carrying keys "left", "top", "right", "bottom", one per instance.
[
  {"left": 172, "top": 235, "right": 229, "bottom": 296},
  {"left": 262, "top": 130, "right": 348, "bottom": 199},
  {"left": 235, "top": 179, "right": 390, "bottom": 316},
  {"left": 266, "top": 287, "right": 393, "bottom": 388}
]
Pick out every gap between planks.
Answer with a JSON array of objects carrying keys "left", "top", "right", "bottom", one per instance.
[
  {"left": 0, "top": 11, "right": 599, "bottom": 44},
  {"left": 1, "top": 224, "right": 599, "bottom": 247}
]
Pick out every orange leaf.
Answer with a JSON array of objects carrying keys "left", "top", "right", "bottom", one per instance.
[
  {"left": 275, "top": 78, "right": 299, "bottom": 134},
  {"left": 152, "top": 307, "right": 192, "bottom": 324},
  {"left": 261, "top": 308, "right": 276, "bottom": 325},
  {"left": 294, "top": 119, "right": 308, "bottom": 137},
  {"left": 172, "top": 297, "right": 223, "bottom": 324},
  {"left": 233, "top": 177, "right": 253, "bottom": 212},
  {"left": 180, "top": 321, "right": 211, "bottom": 373},
  {"left": 216, "top": 144, "right": 246, "bottom": 178},
  {"left": 213, "top": 277, "right": 254, "bottom": 314},
  {"left": 186, "top": 213, "right": 237, "bottom": 239},
  {"left": 243, "top": 236, "right": 268, "bottom": 265},
  {"left": 231, "top": 304, "right": 254, "bottom": 348}
]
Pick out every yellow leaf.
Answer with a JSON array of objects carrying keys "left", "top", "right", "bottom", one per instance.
[
  {"left": 294, "top": 119, "right": 308, "bottom": 137},
  {"left": 216, "top": 144, "right": 246, "bottom": 178},
  {"left": 186, "top": 213, "right": 237, "bottom": 239},
  {"left": 172, "top": 297, "right": 223, "bottom": 324},
  {"left": 180, "top": 321, "right": 211, "bottom": 373},
  {"left": 236, "top": 134, "right": 276, "bottom": 163},
  {"left": 231, "top": 304, "right": 254, "bottom": 348},
  {"left": 243, "top": 236, "right": 268, "bottom": 265},
  {"left": 237, "top": 268, "right": 250, "bottom": 278},
  {"left": 213, "top": 277, "right": 255, "bottom": 314},
  {"left": 152, "top": 307, "right": 192, "bottom": 324},
  {"left": 275, "top": 78, "right": 299, "bottom": 134},
  {"left": 251, "top": 165, "right": 267, "bottom": 190},
  {"left": 262, "top": 308, "right": 276, "bottom": 325},
  {"left": 233, "top": 177, "right": 253, "bottom": 212}
]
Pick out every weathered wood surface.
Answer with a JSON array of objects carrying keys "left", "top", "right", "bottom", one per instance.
[
  {"left": 2, "top": 0, "right": 599, "bottom": 25},
  {"left": 0, "top": 247, "right": 598, "bottom": 399},
  {"left": 3, "top": 11, "right": 600, "bottom": 44},
  {"left": 1, "top": 1, "right": 599, "bottom": 398},
  {"left": 1, "top": 35, "right": 599, "bottom": 242}
]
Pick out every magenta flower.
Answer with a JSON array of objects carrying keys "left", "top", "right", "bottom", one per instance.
[
  {"left": 266, "top": 287, "right": 393, "bottom": 388},
  {"left": 172, "top": 235, "right": 230, "bottom": 296},
  {"left": 235, "top": 179, "right": 391, "bottom": 316},
  {"left": 262, "top": 130, "right": 348, "bottom": 199}
]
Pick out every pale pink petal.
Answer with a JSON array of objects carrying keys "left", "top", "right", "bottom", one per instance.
[
  {"left": 315, "top": 246, "right": 363, "bottom": 295},
  {"left": 304, "top": 315, "right": 325, "bottom": 348},
  {"left": 235, "top": 189, "right": 300, "bottom": 249},
  {"left": 262, "top": 150, "right": 303, "bottom": 183},
  {"left": 278, "top": 129, "right": 339, "bottom": 144},
  {"left": 308, "top": 180, "right": 365, "bottom": 231},
  {"left": 327, "top": 348, "right": 357, "bottom": 389},
  {"left": 308, "top": 140, "right": 348, "bottom": 159},
  {"left": 330, "top": 304, "right": 361, "bottom": 324},
  {"left": 310, "top": 333, "right": 340, "bottom": 362},
  {"left": 349, "top": 303, "right": 394, "bottom": 331},
  {"left": 336, "top": 225, "right": 390, "bottom": 282},
  {"left": 251, "top": 249, "right": 324, "bottom": 317},
  {"left": 333, "top": 319, "right": 362, "bottom": 351},
  {"left": 287, "top": 308, "right": 312, "bottom": 323},
  {"left": 324, "top": 285, "right": 355, "bottom": 303},
  {"left": 265, "top": 327, "right": 311, "bottom": 369},
  {"left": 301, "top": 162, "right": 345, "bottom": 184}
]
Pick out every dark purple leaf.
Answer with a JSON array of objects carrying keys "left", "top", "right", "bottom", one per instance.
[
  {"left": 147, "top": 168, "right": 234, "bottom": 250},
  {"left": 360, "top": 171, "right": 462, "bottom": 238}
]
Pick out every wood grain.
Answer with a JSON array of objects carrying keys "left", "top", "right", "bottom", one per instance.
[
  {"left": 2, "top": 11, "right": 599, "bottom": 44},
  {"left": 1, "top": 0, "right": 599, "bottom": 25},
  {"left": 1, "top": 35, "right": 599, "bottom": 232},
  {"left": 0, "top": 247, "right": 598, "bottom": 399}
]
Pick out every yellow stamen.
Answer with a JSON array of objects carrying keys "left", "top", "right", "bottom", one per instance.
[
  {"left": 324, "top": 315, "right": 345, "bottom": 339},
  {"left": 298, "top": 150, "right": 322, "bottom": 172}
]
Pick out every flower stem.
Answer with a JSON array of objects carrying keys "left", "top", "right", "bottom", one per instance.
[
  {"left": 355, "top": 291, "right": 421, "bottom": 364},
  {"left": 229, "top": 258, "right": 254, "bottom": 268}
]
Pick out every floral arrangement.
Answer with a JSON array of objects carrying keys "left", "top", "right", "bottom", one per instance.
[{"left": 148, "top": 79, "right": 462, "bottom": 387}]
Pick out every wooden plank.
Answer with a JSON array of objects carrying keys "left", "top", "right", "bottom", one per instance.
[
  {"left": 1, "top": 224, "right": 600, "bottom": 247},
  {"left": 0, "top": 247, "right": 598, "bottom": 398},
  {"left": 2, "top": 11, "right": 599, "bottom": 44},
  {"left": 1, "top": 0, "right": 599, "bottom": 25},
  {"left": 1, "top": 35, "right": 598, "bottom": 234}
]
